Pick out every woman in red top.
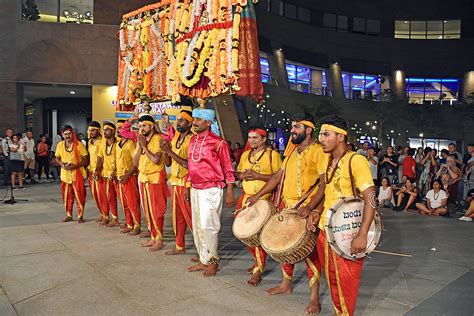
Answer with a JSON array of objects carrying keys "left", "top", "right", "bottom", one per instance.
[
  {"left": 403, "top": 148, "right": 417, "bottom": 179},
  {"left": 37, "top": 135, "right": 50, "bottom": 181}
]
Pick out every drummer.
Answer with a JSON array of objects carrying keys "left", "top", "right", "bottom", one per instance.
[
  {"left": 247, "top": 114, "right": 328, "bottom": 315},
  {"left": 235, "top": 127, "right": 282, "bottom": 286},
  {"left": 302, "top": 115, "right": 376, "bottom": 316}
]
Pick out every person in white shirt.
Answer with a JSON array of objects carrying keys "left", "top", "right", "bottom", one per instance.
[
  {"left": 20, "top": 130, "right": 37, "bottom": 183},
  {"left": 378, "top": 177, "right": 394, "bottom": 208},
  {"left": 416, "top": 179, "right": 448, "bottom": 216},
  {"left": 367, "top": 147, "right": 378, "bottom": 183},
  {"left": 356, "top": 141, "right": 369, "bottom": 157}
]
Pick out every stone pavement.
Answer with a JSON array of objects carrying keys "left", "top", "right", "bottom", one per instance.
[{"left": 0, "top": 183, "right": 473, "bottom": 315}]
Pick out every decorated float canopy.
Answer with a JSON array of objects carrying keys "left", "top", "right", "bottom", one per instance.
[{"left": 117, "top": 0, "right": 263, "bottom": 111}]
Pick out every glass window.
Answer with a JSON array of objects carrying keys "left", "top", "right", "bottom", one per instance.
[
  {"left": 353, "top": 17, "right": 366, "bottom": 33},
  {"left": 427, "top": 21, "right": 443, "bottom": 39},
  {"left": 395, "top": 20, "right": 410, "bottom": 38},
  {"left": 367, "top": 19, "right": 380, "bottom": 34},
  {"left": 270, "top": 0, "right": 283, "bottom": 15},
  {"left": 323, "top": 13, "right": 337, "bottom": 29},
  {"left": 410, "top": 21, "right": 426, "bottom": 39},
  {"left": 22, "top": 0, "right": 94, "bottom": 24},
  {"left": 406, "top": 78, "right": 459, "bottom": 104},
  {"left": 286, "top": 64, "right": 296, "bottom": 82},
  {"left": 443, "top": 20, "right": 461, "bottom": 39},
  {"left": 284, "top": 3, "right": 297, "bottom": 19},
  {"left": 296, "top": 66, "right": 311, "bottom": 84},
  {"left": 260, "top": 57, "right": 271, "bottom": 84},
  {"left": 337, "top": 15, "right": 348, "bottom": 31},
  {"left": 297, "top": 7, "right": 310, "bottom": 23}
]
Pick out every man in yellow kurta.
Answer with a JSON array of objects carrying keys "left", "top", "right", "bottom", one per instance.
[
  {"left": 247, "top": 114, "right": 328, "bottom": 314},
  {"left": 87, "top": 121, "right": 106, "bottom": 223},
  {"left": 160, "top": 110, "right": 194, "bottom": 255},
  {"left": 115, "top": 120, "right": 141, "bottom": 235},
  {"left": 235, "top": 127, "right": 281, "bottom": 286},
  {"left": 55, "top": 125, "right": 89, "bottom": 223},
  {"left": 96, "top": 121, "right": 120, "bottom": 227},
  {"left": 303, "top": 115, "right": 376, "bottom": 316},
  {"left": 128, "top": 114, "right": 168, "bottom": 252}
]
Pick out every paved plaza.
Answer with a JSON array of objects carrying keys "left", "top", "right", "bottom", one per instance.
[{"left": 0, "top": 183, "right": 472, "bottom": 315}]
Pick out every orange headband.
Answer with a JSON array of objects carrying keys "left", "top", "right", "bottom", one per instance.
[
  {"left": 103, "top": 125, "right": 116, "bottom": 131},
  {"left": 179, "top": 112, "right": 193, "bottom": 123},
  {"left": 299, "top": 120, "right": 315, "bottom": 128},
  {"left": 320, "top": 124, "right": 348, "bottom": 135}
]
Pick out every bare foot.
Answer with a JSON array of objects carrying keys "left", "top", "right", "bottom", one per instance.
[
  {"left": 100, "top": 218, "right": 109, "bottom": 226},
  {"left": 305, "top": 284, "right": 321, "bottom": 314},
  {"left": 62, "top": 216, "right": 73, "bottom": 223},
  {"left": 120, "top": 227, "right": 132, "bottom": 234},
  {"left": 305, "top": 302, "right": 321, "bottom": 314},
  {"left": 402, "top": 209, "right": 408, "bottom": 213},
  {"left": 95, "top": 215, "right": 103, "bottom": 223},
  {"left": 78, "top": 217, "right": 85, "bottom": 224},
  {"left": 266, "top": 281, "right": 293, "bottom": 295},
  {"left": 141, "top": 239, "right": 155, "bottom": 247},
  {"left": 165, "top": 248, "right": 185, "bottom": 255},
  {"left": 203, "top": 263, "right": 218, "bottom": 277},
  {"left": 106, "top": 219, "right": 119, "bottom": 227},
  {"left": 191, "top": 256, "right": 200, "bottom": 262},
  {"left": 128, "top": 228, "right": 141, "bottom": 236},
  {"left": 187, "top": 263, "right": 208, "bottom": 272},
  {"left": 247, "top": 271, "right": 262, "bottom": 286},
  {"left": 149, "top": 240, "right": 164, "bottom": 252},
  {"left": 120, "top": 223, "right": 127, "bottom": 229},
  {"left": 139, "top": 231, "right": 151, "bottom": 238}
]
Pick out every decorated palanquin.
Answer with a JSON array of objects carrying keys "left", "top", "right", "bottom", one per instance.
[{"left": 116, "top": 0, "right": 263, "bottom": 110}]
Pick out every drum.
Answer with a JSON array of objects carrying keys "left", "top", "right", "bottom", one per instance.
[
  {"left": 232, "top": 199, "right": 276, "bottom": 247},
  {"left": 325, "top": 197, "right": 382, "bottom": 260},
  {"left": 260, "top": 209, "right": 317, "bottom": 264}
]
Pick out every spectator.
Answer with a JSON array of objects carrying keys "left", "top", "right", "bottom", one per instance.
[
  {"left": 357, "top": 141, "right": 370, "bottom": 157},
  {"left": 448, "top": 143, "right": 462, "bottom": 166},
  {"left": 440, "top": 173, "right": 458, "bottom": 213},
  {"left": 9, "top": 134, "right": 26, "bottom": 189},
  {"left": 20, "top": 130, "right": 37, "bottom": 183},
  {"left": 77, "top": 133, "right": 87, "bottom": 146},
  {"left": 439, "top": 149, "right": 449, "bottom": 164},
  {"left": 397, "top": 146, "right": 409, "bottom": 181},
  {"left": 431, "top": 149, "right": 440, "bottom": 174},
  {"left": 462, "top": 145, "right": 474, "bottom": 199},
  {"left": 378, "top": 177, "right": 394, "bottom": 208},
  {"left": 402, "top": 148, "right": 417, "bottom": 179},
  {"left": 347, "top": 143, "right": 356, "bottom": 151},
  {"left": 419, "top": 147, "right": 434, "bottom": 196},
  {"left": 380, "top": 146, "right": 398, "bottom": 184},
  {"left": 393, "top": 178, "right": 419, "bottom": 212},
  {"left": 367, "top": 147, "right": 378, "bottom": 184},
  {"left": 436, "top": 156, "right": 461, "bottom": 183},
  {"left": 50, "top": 152, "right": 61, "bottom": 182},
  {"left": 37, "top": 135, "right": 50, "bottom": 182},
  {"left": 416, "top": 179, "right": 448, "bottom": 216},
  {"left": 51, "top": 133, "right": 62, "bottom": 153},
  {"left": 1, "top": 128, "right": 13, "bottom": 185},
  {"left": 458, "top": 189, "right": 474, "bottom": 222},
  {"left": 232, "top": 142, "right": 244, "bottom": 165}
]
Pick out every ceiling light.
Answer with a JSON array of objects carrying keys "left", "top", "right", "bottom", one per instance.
[{"left": 70, "top": 91, "right": 76, "bottom": 95}]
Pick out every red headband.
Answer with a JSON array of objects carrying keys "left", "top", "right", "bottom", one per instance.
[{"left": 248, "top": 128, "right": 267, "bottom": 137}]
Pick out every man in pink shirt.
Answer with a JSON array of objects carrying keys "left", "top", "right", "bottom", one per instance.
[{"left": 186, "top": 108, "right": 235, "bottom": 277}]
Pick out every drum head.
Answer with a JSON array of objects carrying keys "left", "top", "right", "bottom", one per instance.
[
  {"left": 233, "top": 200, "right": 273, "bottom": 239},
  {"left": 325, "top": 197, "right": 382, "bottom": 260},
  {"left": 260, "top": 210, "right": 307, "bottom": 253}
]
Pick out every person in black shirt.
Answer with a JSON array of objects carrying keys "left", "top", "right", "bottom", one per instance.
[{"left": 380, "top": 146, "right": 398, "bottom": 184}]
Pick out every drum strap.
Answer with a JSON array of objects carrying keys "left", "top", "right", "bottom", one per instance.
[
  {"left": 294, "top": 177, "right": 321, "bottom": 209},
  {"left": 348, "top": 153, "right": 360, "bottom": 197}
]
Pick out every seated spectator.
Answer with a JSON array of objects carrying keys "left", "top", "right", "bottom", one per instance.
[
  {"left": 393, "top": 178, "right": 419, "bottom": 212},
  {"left": 402, "top": 148, "right": 417, "bottom": 179},
  {"left": 459, "top": 189, "right": 474, "bottom": 222},
  {"left": 357, "top": 141, "right": 370, "bottom": 157},
  {"left": 416, "top": 179, "right": 448, "bottom": 216},
  {"left": 440, "top": 173, "right": 458, "bottom": 213},
  {"left": 378, "top": 177, "right": 394, "bottom": 208}
]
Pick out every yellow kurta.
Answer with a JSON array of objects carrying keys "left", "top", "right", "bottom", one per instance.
[
  {"left": 237, "top": 148, "right": 282, "bottom": 200},
  {"left": 169, "top": 133, "right": 192, "bottom": 186},
  {"left": 97, "top": 138, "right": 119, "bottom": 177},
  {"left": 318, "top": 152, "right": 374, "bottom": 230},
  {"left": 87, "top": 136, "right": 103, "bottom": 173},
  {"left": 116, "top": 139, "right": 136, "bottom": 178},
  {"left": 137, "top": 133, "right": 166, "bottom": 184},
  {"left": 55, "top": 141, "right": 88, "bottom": 184},
  {"left": 282, "top": 143, "right": 328, "bottom": 208}
]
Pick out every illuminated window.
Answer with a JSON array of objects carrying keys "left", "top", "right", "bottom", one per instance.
[
  {"left": 260, "top": 57, "right": 271, "bottom": 83},
  {"left": 343, "top": 72, "right": 383, "bottom": 100},
  {"left": 395, "top": 20, "right": 460, "bottom": 39},
  {"left": 22, "top": 0, "right": 93, "bottom": 24},
  {"left": 406, "top": 78, "right": 459, "bottom": 104}
]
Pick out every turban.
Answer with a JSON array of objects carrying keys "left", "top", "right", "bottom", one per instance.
[{"left": 192, "top": 109, "right": 220, "bottom": 136}]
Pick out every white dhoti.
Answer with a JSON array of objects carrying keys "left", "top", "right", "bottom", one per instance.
[{"left": 190, "top": 186, "right": 224, "bottom": 265}]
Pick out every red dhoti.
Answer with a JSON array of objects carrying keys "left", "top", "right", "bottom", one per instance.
[
  {"left": 139, "top": 182, "right": 168, "bottom": 240},
  {"left": 118, "top": 175, "right": 141, "bottom": 229},
  {"left": 61, "top": 170, "right": 86, "bottom": 219},
  {"left": 171, "top": 185, "right": 192, "bottom": 250},
  {"left": 236, "top": 194, "right": 268, "bottom": 274},
  {"left": 280, "top": 248, "right": 321, "bottom": 288},
  {"left": 97, "top": 177, "right": 118, "bottom": 220},
  {"left": 317, "top": 231, "right": 363, "bottom": 316},
  {"left": 89, "top": 173, "right": 106, "bottom": 217}
]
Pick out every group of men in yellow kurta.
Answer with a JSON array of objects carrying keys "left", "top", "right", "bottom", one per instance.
[{"left": 54, "top": 109, "right": 376, "bottom": 315}]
